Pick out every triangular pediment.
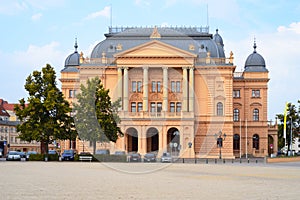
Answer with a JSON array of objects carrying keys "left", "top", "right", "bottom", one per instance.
[{"left": 114, "top": 40, "right": 197, "bottom": 58}]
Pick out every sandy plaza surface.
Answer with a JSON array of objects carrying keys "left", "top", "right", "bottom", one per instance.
[{"left": 0, "top": 161, "right": 300, "bottom": 200}]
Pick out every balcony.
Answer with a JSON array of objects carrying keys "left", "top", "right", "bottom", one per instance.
[{"left": 119, "top": 111, "right": 194, "bottom": 119}]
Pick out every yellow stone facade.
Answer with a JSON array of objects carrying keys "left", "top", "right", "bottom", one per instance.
[{"left": 60, "top": 27, "right": 277, "bottom": 158}]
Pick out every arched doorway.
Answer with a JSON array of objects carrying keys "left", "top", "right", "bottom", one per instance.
[
  {"left": 167, "top": 128, "right": 180, "bottom": 156},
  {"left": 146, "top": 127, "right": 159, "bottom": 152},
  {"left": 253, "top": 134, "right": 259, "bottom": 150},
  {"left": 126, "top": 128, "right": 138, "bottom": 153},
  {"left": 268, "top": 135, "right": 274, "bottom": 155}
]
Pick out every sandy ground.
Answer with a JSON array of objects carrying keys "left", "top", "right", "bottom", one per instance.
[{"left": 0, "top": 161, "right": 300, "bottom": 200}]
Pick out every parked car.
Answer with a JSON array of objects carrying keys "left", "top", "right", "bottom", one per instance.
[
  {"left": 61, "top": 149, "right": 75, "bottom": 161},
  {"left": 143, "top": 153, "right": 156, "bottom": 162},
  {"left": 48, "top": 150, "right": 57, "bottom": 155},
  {"left": 26, "top": 151, "right": 37, "bottom": 160},
  {"left": 6, "top": 151, "right": 21, "bottom": 161},
  {"left": 95, "top": 149, "right": 110, "bottom": 155},
  {"left": 129, "top": 153, "right": 141, "bottom": 162},
  {"left": 161, "top": 152, "right": 172, "bottom": 163},
  {"left": 114, "top": 151, "right": 126, "bottom": 155},
  {"left": 17, "top": 152, "right": 26, "bottom": 160}
]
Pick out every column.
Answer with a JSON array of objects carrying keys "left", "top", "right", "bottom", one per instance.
[
  {"left": 158, "top": 130, "right": 163, "bottom": 157},
  {"left": 123, "top": 67, "right": 129, "bottom": 112},
  {"left": 163, "top": 67, "right": 168, "bottom": 112},
  {"left": 143, "top": 67, "right": 149, "bottom": 112},
  {"left": 117, "top": 67, "right": 123, "bottom": 109},
  {"left": 182, "top": 67, "right": 188, "bottom": 112},
  {"left": 189, "top": 67, "right": 194, "bottom": 112}
]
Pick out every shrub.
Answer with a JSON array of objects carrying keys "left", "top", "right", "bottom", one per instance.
[
  {"left": 93, "top": 154, "right": 127, "bottom": 162},
  {"left": 28, "top": 154, "right": 59, "bottom": 161}
]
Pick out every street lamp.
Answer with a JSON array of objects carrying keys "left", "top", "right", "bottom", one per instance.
[{"left": 214, "top": 130, "right": 226, "bottom": 159}]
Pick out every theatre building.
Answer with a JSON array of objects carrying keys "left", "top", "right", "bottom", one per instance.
[{"left": 60, "top": 26, "right": 278, "bottom": 158}]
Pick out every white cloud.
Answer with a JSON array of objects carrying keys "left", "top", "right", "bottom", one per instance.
[
  {"left": 277, "top": 22, "right": 300, "bottom": 34},
  {"left": 84, "top": 6, "right": 111, "bottom": 20},
  {"left": 225, "top": 21, "right": 300, "bottom": 118},
  {"left": 31, "top": 13, "right": 42, "bottom": 21},
  {"left": 14, "top": 42, "right": 64, "bottom": 70},
  {"left": 135, "top": 0, "right": 151, "bottom": 7},
  {"left": 1, "top": 41, "right": 65, "bottom": 102},
  {"left": 0, "top": 1, "right": 28, "bottom": 15},
  {"left": 0, "top": 0, "right": 65, "bottom": 15}
]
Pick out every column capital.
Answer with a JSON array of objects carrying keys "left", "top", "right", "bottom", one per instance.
[
  {"left": 189, "top": 66, "right": 194, "bottom": 71},
  {"left": 162, "top": 66, "right": 168, "bottom": 70},
  {"left": 143, "top": 66, "right": 149, "bottom": 70},
  {"left": 124, "top": 67, "right": 129, "bottom": 70},
  {"left": 182, "top": 66, "right": 189, "bottom": 70}
]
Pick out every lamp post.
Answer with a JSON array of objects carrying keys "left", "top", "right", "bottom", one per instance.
[{"left": 214, "top": 130, "right": 226, "bottom": 159}]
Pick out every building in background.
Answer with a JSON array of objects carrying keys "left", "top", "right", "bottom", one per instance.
[
  {"left": 0, "top": 99, "right": 41, "bottom": 155},
  {"left": 60, "top": 26, "right": 277, "bottom": 158}
]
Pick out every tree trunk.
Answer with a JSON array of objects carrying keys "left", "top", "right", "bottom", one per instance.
[{"left": 93, "top": 140, "right": 96, "bottom": 155}]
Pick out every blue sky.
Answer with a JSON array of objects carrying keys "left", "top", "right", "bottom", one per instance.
[{"left": 0, "top": 0, "right": 300, "bottom": 120}]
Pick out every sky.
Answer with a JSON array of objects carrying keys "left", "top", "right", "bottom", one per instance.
[{"left": 0, "top": 0, "right": 299, "bottom": 120}]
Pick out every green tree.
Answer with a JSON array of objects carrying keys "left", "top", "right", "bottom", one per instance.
[
  {"left": 276, "top": 101, "right": 300, "bottom": 153},
  {"left": 14, "top": 64, "right": 77, "bottom": 156},
  {"left": 73, "top": 77, "right": 123, "bottom": 154}
]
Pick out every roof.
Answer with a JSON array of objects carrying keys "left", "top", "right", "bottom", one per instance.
[
  {"left": 64, "top": 39, "right": 80, "bottom": 67},
  {"left": 0, "top": 105, "right": 10, "bottom": 117},
  {"left": 244, "top": 42, "right": 268, "bottom": 72},
  {"left": 90, "top": 26, "right": 225, "bottom": 61}
]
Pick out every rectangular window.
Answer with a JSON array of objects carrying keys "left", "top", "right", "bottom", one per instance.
[
  {"left": 152, "top": 81, "right": 156, "bottom": 92},
  {"left": 137, "top": 102, "right": 143, "bottom": 112},
  {"left": 157, "top": 81, "right": 161, "bottom": 92},
  {"left": 132, "top": 81, "right": 137, "bottom": 92},
  {"left": 131, "top": 102, "right": 136, "bottom": 112},
  {"left": 176, "top": 81, "right": 181, "bottom": 92},
  {"left": 150, "top": 103, "right": 156, "bottom": 112},
  {"left": 171, "top": 81, "right": 176, "bottom": 92},
  {"left": 252, "top": 89, "right": 260, "bottom": 98},
  {"left": 69, "top": 90, "right": 76, "bottom": 98},
  {"left": 157, "top": 102, "right": 162, "bottom": 113},
  {"left": 137, "top": 81, "right": 142, "bottom": 92},
  {"left": 176, "top": 102, "right": 181, "bottom": 113},
  {"left": 170, "top": 102, "right": 175, "bottom": 112},
  {"left": 233, "top": 90, "right": 240, "bottom": 98}
]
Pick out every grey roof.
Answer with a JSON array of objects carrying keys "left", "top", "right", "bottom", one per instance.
[
  {"left": 61, "top": 66, "right": 79, "bottom": 73},
  {"left": 0, "top": 120, "right": 20, "bottom": 126},
  {"left": 64, "top": 40, "right": 80, "bottom": 67},
  {"left": 90, "top": 27, "right": 225, "bottom": 60},
  {"left": 244, "top": 42, "right": 268, "bottom": 72},
  {"left": 213, "top": 29, "right": 224, "bottom": 47}
]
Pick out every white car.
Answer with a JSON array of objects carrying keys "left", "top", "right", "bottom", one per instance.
[
  {"left": 6, "top": 151, "right": 21, "bottom": 161},
  {"left": 161, "top": 152, "right": 172, "bottom": 163}
]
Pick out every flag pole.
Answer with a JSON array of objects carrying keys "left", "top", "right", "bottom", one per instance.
[
  {"left": 283, "top": 102, "right": 288, "bottom": 149},
  {"left": 239, "top": 118, "right": 242, "bottom": 159},
  {"left": 245, "top": 118, "right": 248, "bottom": 159}
]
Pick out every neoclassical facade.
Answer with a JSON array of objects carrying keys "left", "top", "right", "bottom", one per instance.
[{"left": 60, "top": 26, "right": 277, "bottom": 158}]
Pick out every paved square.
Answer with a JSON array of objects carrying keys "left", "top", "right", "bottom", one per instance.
[{"left": 0, "top": 161, "right": 299, "bottom": 199}]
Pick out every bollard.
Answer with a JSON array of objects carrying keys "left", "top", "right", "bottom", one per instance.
[
  {"left": 183, "top": 158, "right": 185, "bottom": 163},
  {"left": 256, "top": 159, "right": 258, "bottom": 164},
  {"left": 215, "top": 159, "right": 217, "bottom": 164},
  {"left": 232, "top": 159, "right": 234, "bottom": 164},
  {"left": 240, "top": 158, "right": 242, "bottom": 163},
  {"left": 195, "top": 158, "right": 197, "bottom": 164},
  {"left": 206, "top": 159, "right": 208, "bottom": 164},
  {"left": 223, "top": 159, "right": 225, "bottom": 164},
  {"left": 247, "top": 158, "right": 250, "bottom": 163}
]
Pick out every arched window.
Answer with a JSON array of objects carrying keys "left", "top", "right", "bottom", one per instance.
[
  {"left": 233, "top": 134, "right": 240, "bottom": 150},
  {"left": 217, "top": 102, "right": 223, "bottom": 116},
  {"left": 253, "top": 134, "right": 259, "bottom": 150},
  {"left": 253, "top": 109, "right": 259, "bottom": 121},
  {"left": 233, "top": 108, "right": 239, "bottom": 121}
]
